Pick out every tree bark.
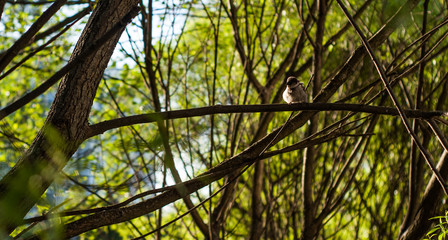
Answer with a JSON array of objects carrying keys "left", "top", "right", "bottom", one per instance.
[{"left": 0, "top": 0, "right": 139, "bottom": 234}]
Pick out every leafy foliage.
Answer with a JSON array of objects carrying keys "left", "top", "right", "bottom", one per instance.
[{"left": 1, "top": 0, "right": 448, "bottom": 239}]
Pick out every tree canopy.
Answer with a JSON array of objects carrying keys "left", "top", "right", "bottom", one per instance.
[{"left": 1, "top": 0, "right": 448, "bottom": 239}]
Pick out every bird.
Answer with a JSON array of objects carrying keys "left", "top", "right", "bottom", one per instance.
[
  {"left": 282, "top": 76, "right": 308, "bottom": 104},
  {"left": 259, "top": 76, "right": 308, "bottom": 157}
]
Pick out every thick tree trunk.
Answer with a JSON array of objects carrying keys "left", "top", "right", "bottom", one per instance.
[{"left": 0, "top": 0, "right": 139, "bottom": 234}]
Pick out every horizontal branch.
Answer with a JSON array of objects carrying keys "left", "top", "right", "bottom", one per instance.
[{"left": 86, "top": 103, "right": 446, "bottom": 139}]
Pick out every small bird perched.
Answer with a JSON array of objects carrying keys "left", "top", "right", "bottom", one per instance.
[
  {"left": 282, "top": 76, "right": 308, "bottom": 104},
  {"left": 259, "top": 76, "right": 308, "bottom": 156}
]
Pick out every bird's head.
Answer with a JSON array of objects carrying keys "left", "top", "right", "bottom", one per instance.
[{"left": 286, "top": 76, "right": 300, "bottom": 89}]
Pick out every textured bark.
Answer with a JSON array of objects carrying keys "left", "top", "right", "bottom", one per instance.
[{"left": 0, "top": 0, "right": 139, "bottom": 234}]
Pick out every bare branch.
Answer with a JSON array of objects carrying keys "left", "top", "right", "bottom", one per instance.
[{"left": 86, "top": 103, "right": 445, "bottom": 138}]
